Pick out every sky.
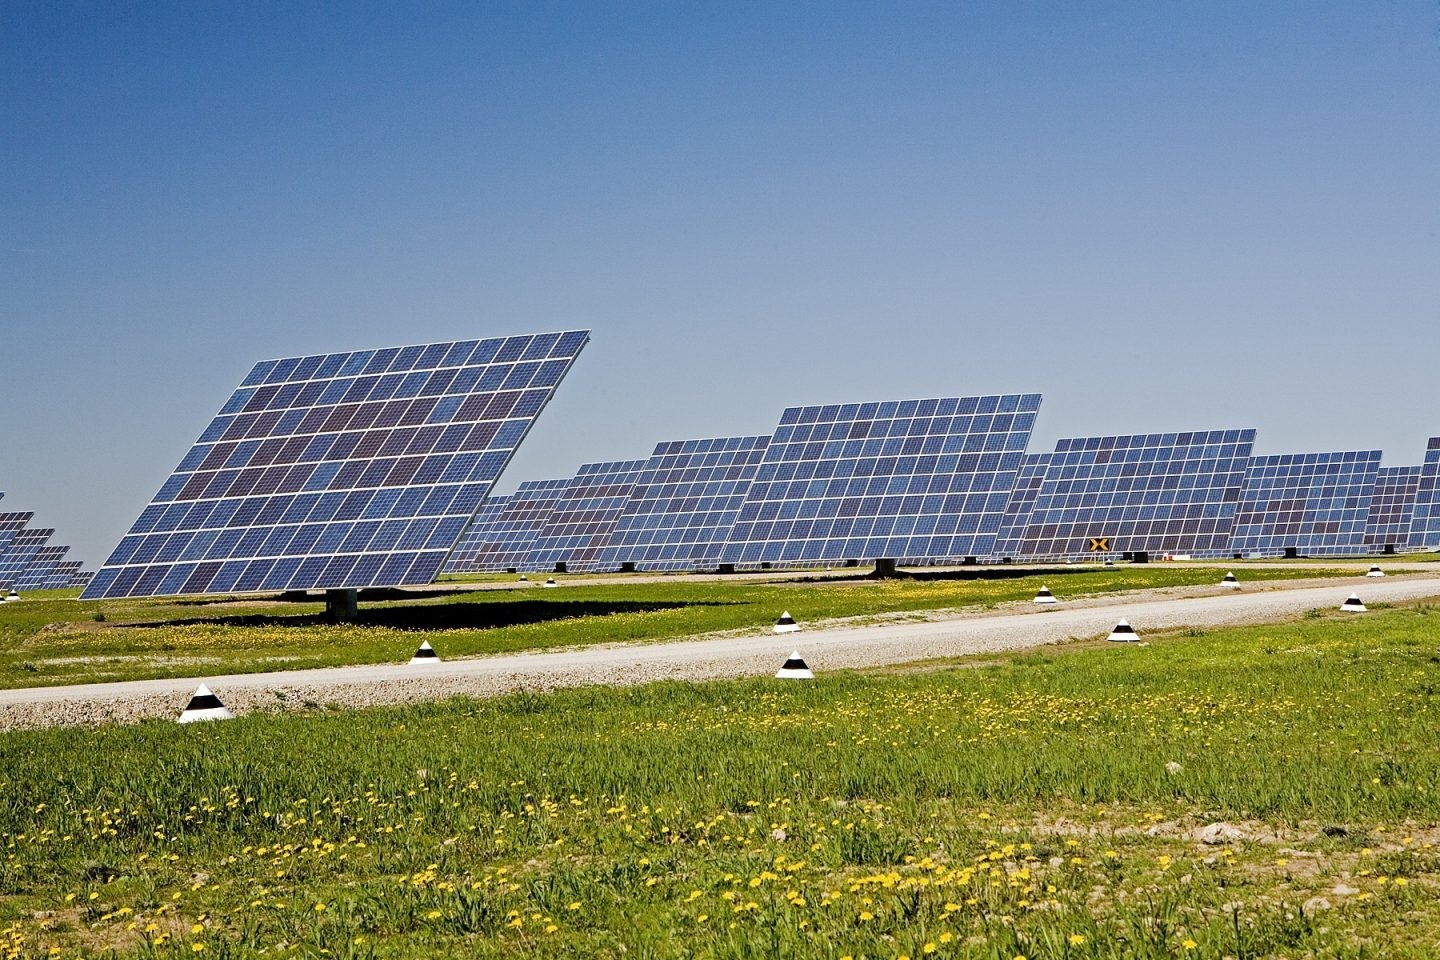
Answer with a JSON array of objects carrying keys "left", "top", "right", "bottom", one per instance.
[{"left": 3, "top": 2, "right": 1439, "bottom": 567}]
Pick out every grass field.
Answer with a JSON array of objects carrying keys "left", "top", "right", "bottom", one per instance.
[
  {"left": 0, "top": 566, "right": 1352, "bottom": 690},
  {"left": 2, "top": 593, "right": 1439, "bottom": 958}
]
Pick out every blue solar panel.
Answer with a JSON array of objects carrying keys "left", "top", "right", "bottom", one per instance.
[
  {"left": 1228, "top": 451, "right": 1381, "bottom": 557},
  {"left": 991, "top": 452, "right": 1053, "bottom": 559},
  {"left": 442, "top": 478, "right": 571, "bottom": 572},
  {"left": 597, "top": 435, "right": 771, "bottom": 571},
  {"left": 82, "top": 331, "right": 589, "bottom": 599},
  {"left": 1363, "top": 465, "right": 1421, "bottom": 552},
  {"left": 441, "top": 494, "right": 511, "bottom": 570},
  {"left": 720, "top": 394, "right": 1042, "bottom": 567},
  {"left": 41, "top": 560, "right": 86, "bottom": 590},
  {"left": 0, "top": 528, "right": 54, "bottom": 589},
  {"left": 1013, "top": 429, "right": 1255, "bottom": 559},
  {"left": 1409, "top": 438, "right": 1440, "bottom": 551},
  {"left": 524, "top": 459, "right": 652, "bottom": 571},
  {"left": 14, "top": 545, "right": 70, "bottom": 590}
]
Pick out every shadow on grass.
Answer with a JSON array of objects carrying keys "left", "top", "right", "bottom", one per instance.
[{"left": 116, "top": 598, "right": 728, "bottom": 632}]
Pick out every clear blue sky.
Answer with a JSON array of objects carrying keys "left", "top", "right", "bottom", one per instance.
[{"left": 3, "top": 2, "right": 1438, "bottom": 566}]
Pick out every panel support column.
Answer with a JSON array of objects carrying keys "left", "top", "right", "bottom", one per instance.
[{"left": 325, "top": 588, "right": 359, "bottom": 621}]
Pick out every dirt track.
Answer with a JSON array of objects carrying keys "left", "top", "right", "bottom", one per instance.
[{"left": 2, "top": 575, "right": 1437, "bottom": 730}]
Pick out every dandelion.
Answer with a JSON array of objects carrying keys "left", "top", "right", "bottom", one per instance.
[
  {"left": 1069, "top": 934, "right": 1086, "bottom": 946},
  {"left": 1182, "top": 939, "right": 1198, "bottom": 950}
]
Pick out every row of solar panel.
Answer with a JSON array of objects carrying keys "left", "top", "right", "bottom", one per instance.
[
  {"left": 0, "top": 498, "right": 91, "bottom": 590},
  {"left": 76, "top": 330, "right": 1440, "bottom": 601},
  {"left": 448, "top": 423, "right": 1440, "bottom": 573}
]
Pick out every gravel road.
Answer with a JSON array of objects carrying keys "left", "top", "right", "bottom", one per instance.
[{"left": 3, "top": 576, "right": 1437, "bottom": 730}]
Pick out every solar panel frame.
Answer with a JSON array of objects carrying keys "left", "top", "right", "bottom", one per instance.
[
  {"left": 596, "top": 435, "right": 772, "bottom": 571},
  {"left": 1012, "top": 429, "right": 1256, "bottom": 560},
  {"left": 1228, "top": 451, "right": 1381, "bottom": 557},
  {"left": 523, "top": 459, "right": 652, "bottom": 571},
  {"left": 82, "top": 330, "right": 589, "bottom": 599},
  {"left": 720, "top": 394, "right": 1043, "bottom": 567}
]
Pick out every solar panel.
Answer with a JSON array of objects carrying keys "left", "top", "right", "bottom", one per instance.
[
  {"left": 596, "top": 435, "right": 771, "bottom": 571},
  {"left": 81, "top": 330, "right": 590, "bottom": 599},
  {"left": 14, "top": 544, "right": 70, "bottom": 590},
  {"left": 1228, "top": 451, "right": 1381, "bottom": 557},
  {"left": 41, "top": 560, "right": 86, "bottom": 590},
  {"left": 0, "top": 512, "right": 35, "bottom": 557},
  {"left": 1363, "top": 465, "right": 1422, "bottom": 552},
  {"left": 0, "top": 528, "right": 54, "bottom": 589},
  {"left": 1013, "top": 429, "right": 1255, "bottom": 559},
  {"left": 991, "top": 452, "right": 1053, "bottom": 559},
  {"left": 524, "top": 459, "right": 652, "bottom": 571},
  {"left": 720, "top": 394, "right": 1042, "bottom": 567},
  {"left": 441, "top": 494, "right": 511, "bottom": 570},
  {"left": 69, "top": 570, "right": 95, "bottom": 589},
  {"left": 442, "top": 478, "right": 571, "bottom": 572},
  {"left": 1409, "top": 438, "right": 1440, "bottom": 551}
]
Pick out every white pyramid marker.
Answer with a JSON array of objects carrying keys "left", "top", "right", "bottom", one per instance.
[
  {"left": 1033, "top": 586, "right": 1058, "bottom": 605},
  {"left": 543, "top": 577, "right": 558, "bottom": 588},
  {"left": 3, "top": 590, "right": 18, "bottom": 603},
  {"left": 772, "top": 611, "right": 800, "bottom": 634},
  {"left": 775, "top": 651, "right": 814, "bottom": 679},
  {"left": 177, "top": 684, "right": 233, "bottom": 724},
  {"left": 1221, "top": 571, "right": 1240, "bottom": 589},
  {"left": 518, "top": 575, "right": 528, "bottom": 582},
  {"left": 1340, "top": 593, "right": 1367, "bottom": 613},
  {"left": 409, "top": 640, "right": 441, "bottom": 665},
  {"left": 1106, "top": 619, "right": 1139, "bottom": 643},
  {"left": 1366, "top": 565, "right": 1385, "bottom": 578}
]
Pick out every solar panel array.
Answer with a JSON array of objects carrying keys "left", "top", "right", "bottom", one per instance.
[
  {"left": 719, "top": 395, "right": 1041, "bottom": 567},
  {"left": 15, "top": 545, "right": 70, "bottom": 590},
  {"left": 991, "top": 452, "right": 1053, "bottom": 559},
  {"left": 525, "top": 460, "right": 652, "bottom": 571},
  {"left": 597, "top": 436, "right": 771, "bottom": 571},
  {"left": 0, "top": 528, "right": 54, "bottom": 589},
  {"left": 442, "top": 494, "right": 511, "bottom": 569},
  {"left": 443, "top": 478, "right": 571, "bottom": 572},
  {"left": 42, "top": 561, "right": 86, "bottom": 590},
  {"left": 1228, "top": 452, "right": 1381, "bottom": 557},
  {"left": 82, "top": 331, "right": 589, "bottom": 599},
  {"left": 1363, "top": 465, "right": 1422, "bottom": 552},
  {"left": 1012, "top": 429, "right": 1255, "bottom": 559},
  {"left": 1409, "top": 438, "right": 1440, "bottom": 551}
]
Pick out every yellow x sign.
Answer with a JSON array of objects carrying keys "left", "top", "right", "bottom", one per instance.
[{"left": 1088, "top": 537, "right": 1110, "bottom": 552}]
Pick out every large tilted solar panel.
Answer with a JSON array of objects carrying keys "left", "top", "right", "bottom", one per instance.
[
  {"left": 720, "top": 394, "right": 1042, "bottom": 567},
  {"left": 1408, "top": 438, "right": 1440, "bottom": 551},
  {"left": 81, "top": 330, "right": 590, "bottom": 600},
  {"left": 1228, "top": 451, "right": 1381, "bottom": 557},
  {"left": 991, "top": 452, "right": 1053, "bottom": 559},
  {"left": 442, "top": 478, "right": 570, "bottom": 572},
  {"left": 1363, "top": 465, "right": 1422, "bottom": 552},
  {"left": 524, "top": 459, "right": 652, "bottom": 571},
  {"left": 1013, "top": 429, "right": 1255, "bottom": 559},
  {"left": 15, "top": 545, "right": 70, "bottom": 591},
  {"left": 441, "top": 494, "right": 511, "bottom": 569},
  {"left": 597, "top": 435, "right": 771, "bottom": 571},
  {"left": 0, "top": 528, "right": 54, "bottom": 589}
]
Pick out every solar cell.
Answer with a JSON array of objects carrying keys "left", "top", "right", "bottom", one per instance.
[
  {"left": 1363, "top": 465, "right": 1422, "bottom": 553},
  {"left": 524, "top": 459, "right": 652, "bottom": 571},
  {"left": 1409, "top": 438, "right": 1440, "bottom": 550},
  {"left": 597, "top": 435, "right": 771, "bottom": 571},
  {"left": 720, "top": 394, "right": 1043, "bottom": 567},
  {"left": 442, "top": 478, "right": 571, "bottom": 572},
  {"left": 991, "top": 452, "right": 1053, "bottom": 559},
  {"left": 1229, "top": 451, "right": 1381, "bottom": 557},
  {"left": 81, "top": 331, "right": 589, "bottom": 599},
  {"left": 1013, "top": 429, "right": 1255, "bottom": 559}
]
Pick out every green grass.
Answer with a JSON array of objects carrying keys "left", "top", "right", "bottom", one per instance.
[
  {"left": 0, "top": 567, "right": 1351, "bottom": 689},
  {"left": 3, "top": 599, "right": 1440, "bottom": 957}
]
